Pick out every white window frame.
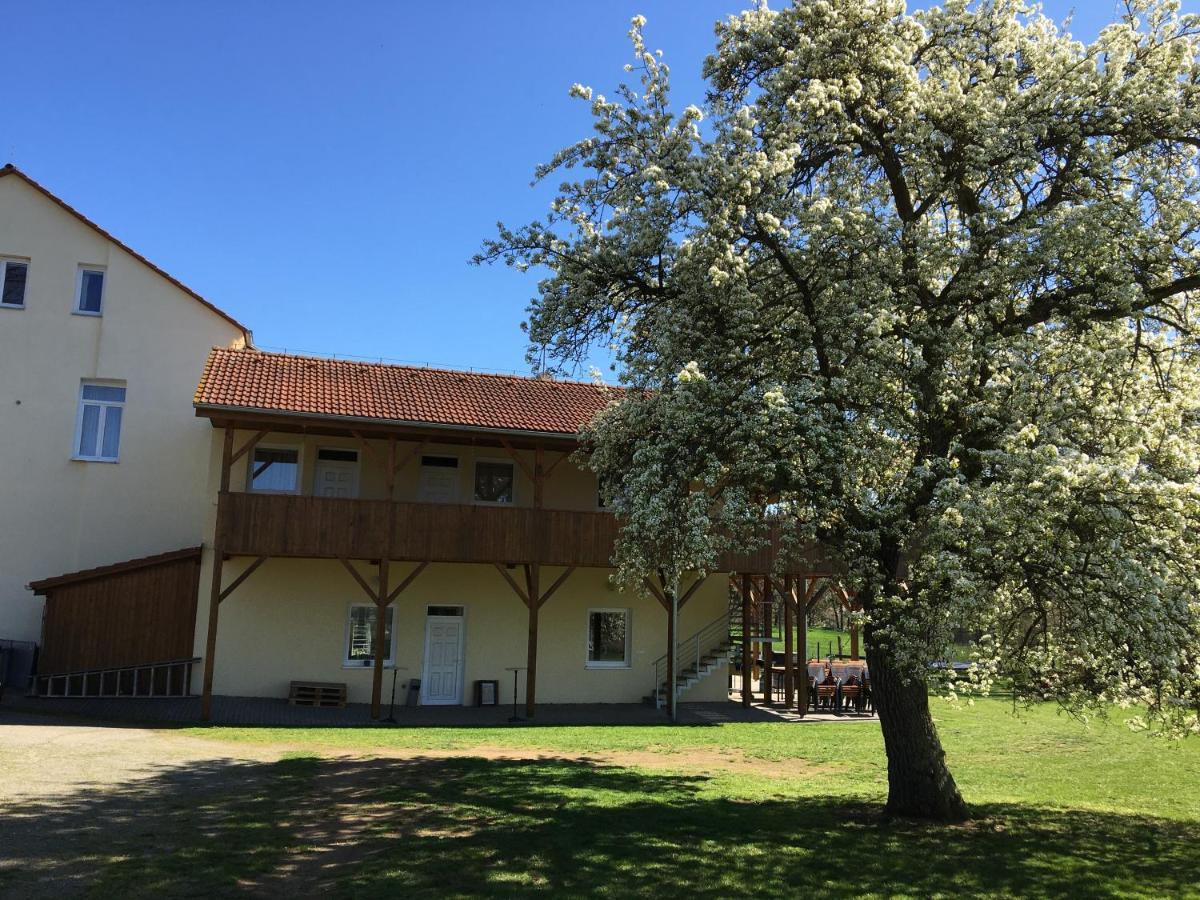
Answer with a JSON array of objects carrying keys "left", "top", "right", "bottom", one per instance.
[
  {"left": 473, "top": 457, "right": 517, "bottom": 506},
  {"left": 585, "top": 607, "right": 632, "bottom": 669},
  {"left": 73, "top": 265, "right": 106, "bottom": 316},
  {"left": 72, "top": 381, "right": 126, "bottom": 463},
  {"left": 343, "top": 602, "right": 396, "bottom": 668},
  {"left": 0, "top": 257, "right": 29, "bottom": 309},
  {"left": 247, "top": 443, "right": 303, "bottom": 495}
]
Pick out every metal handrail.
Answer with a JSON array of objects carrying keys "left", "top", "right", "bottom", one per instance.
[{"left": 651, "top": 613, "right": 730, "bottom": 707}]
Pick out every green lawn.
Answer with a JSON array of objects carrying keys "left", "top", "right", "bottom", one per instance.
[{"left": 14, "top": 699, "right": 1199, "bottom": 898}]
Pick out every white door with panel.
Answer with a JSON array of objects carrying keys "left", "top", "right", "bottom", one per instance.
[
  {"left": 421, "top": 612, "right": 465, "bottom": 705},
  {"left": 418, "top": 456, "right": 460, "bottom": 503},
  {"left": 314, "top": 449, "right": 360, "bottom": 498}
]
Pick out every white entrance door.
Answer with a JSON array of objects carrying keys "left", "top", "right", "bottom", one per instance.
[
  {"left": 422, "top": 614, "right": 465, "bottom": 705},
  {"left": 314, "top": 453, "right": 359, "bottom": 498},
  {"left": 418, "top": 456, "right": 460, "bottom": 503}
]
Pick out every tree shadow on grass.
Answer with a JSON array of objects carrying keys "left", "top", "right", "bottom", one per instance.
[{"left": 1, "top": 754, "right": 1196, "bottom": 899}]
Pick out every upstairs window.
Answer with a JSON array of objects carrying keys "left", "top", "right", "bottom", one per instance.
[
  {"left": 249, "top": 446, "right": 300, "bottom": 493},
  {"left": 75, "top": 382, "right": 126, "bottom": 462},
  {"left": 0, "top": 258, "right": 28, "bottom": 308},
  {"left": 75, "top": 266, "right": 105, "bottom": 315},
  {"left": 474, "top": 460, "right": 515, "bottom": 504}
]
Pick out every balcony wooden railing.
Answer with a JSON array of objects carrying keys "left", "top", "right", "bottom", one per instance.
[{"left": 216, "top": 492, "right": 830, "bottom": 573}]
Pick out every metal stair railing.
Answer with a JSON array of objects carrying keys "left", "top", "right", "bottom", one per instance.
[{"left": 651, "top": 613, "right": 731, "bottom": 708}]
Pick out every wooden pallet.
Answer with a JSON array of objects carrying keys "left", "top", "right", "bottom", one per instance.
[{"left": 288, "top": 680, "right": 347, "bottom": 708}]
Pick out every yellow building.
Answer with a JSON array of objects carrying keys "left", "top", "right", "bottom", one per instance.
[
  {"left": 0, "top": 165, "right": 248, "bottom": 644},
  {"left": 12, "top": 166, "right": 833, "bottom": 719}
]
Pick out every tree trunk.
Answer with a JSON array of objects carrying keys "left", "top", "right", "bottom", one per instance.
[{"left": 866, "top": 636, "right": 969, "bottom": 822}]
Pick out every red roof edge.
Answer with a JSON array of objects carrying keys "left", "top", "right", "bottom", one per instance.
[
  {"left": 28, "top": 546, "right": 204, "bottom": 594},
  {"left": 0, "top": 163, "right": 253, "bottom": 343}
]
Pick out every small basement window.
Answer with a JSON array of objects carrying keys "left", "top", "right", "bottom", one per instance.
[
  {"left": 249, "top": 447, "right": 299, "bottom": 493},
  {"left": 587, "top": 608, "right": 631, "bottom": 668},
  {"left": 345, "top": 604, "right": 394, "bottom": 666},
  {"left": 0, "top": 258, "right": 28, "bottom": 308},
  {"left": 76, "top": 266, "right": 106, "bottom": 315},
  {"left": 474, "top": 460, "right": 515, "bottom": 504}
]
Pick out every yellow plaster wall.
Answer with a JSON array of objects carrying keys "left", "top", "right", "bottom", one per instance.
[
  {"left": 0, "top": 175, "right": 245, "bottom": 642},
  {"left": 194, "top": 556, "right": 730, "bottom": 705}
]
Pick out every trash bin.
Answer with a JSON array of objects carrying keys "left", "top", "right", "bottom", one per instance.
[
  {"left": 474, "top": 679, "right": 499, "bottom": 706},
  {"left": 405, "top": 678, "right": 421, "bottom": 707}
]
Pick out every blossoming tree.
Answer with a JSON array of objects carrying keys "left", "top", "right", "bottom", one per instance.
[{"left": 478, "top": 0, "right": 1200, "bottom": 821}]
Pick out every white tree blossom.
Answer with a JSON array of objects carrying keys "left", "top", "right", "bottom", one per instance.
[{"left": 478, "top": 0, "right": 1200, "bottom": 820}]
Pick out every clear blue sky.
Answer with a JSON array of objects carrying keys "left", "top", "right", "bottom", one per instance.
[{"left": 7, "top": 1, "right": 1193, "bottom": 376}]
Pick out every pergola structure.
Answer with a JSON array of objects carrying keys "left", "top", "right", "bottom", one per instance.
[{"left": 733, "top": 574, "right": 859, "bottom": 713}]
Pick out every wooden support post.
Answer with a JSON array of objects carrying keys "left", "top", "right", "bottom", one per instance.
[
  {"left": 525, "top": 562, "right": 540, "bottom": 718},
  {"left": 741, "top": 573, "right": 753, "bottom": 707},
  {"left": 762, "top": 576, "right": 774, "bottom": 705},
  {"left": 798, "top": 578, "right": 810, "bottom": 716},
  {"left": 371, "top": 556, "right": 389, "bottom": 720},
  {"left": 201, "top": 427, "right": 235, "bottom": 721},
  {"left": 850, "top": 622, "right": 860, "bottom": 661},
  {"left": 783, "top": 574, "right": 795, "bottom": 709},
  {"left": 533, "top": 445, "right": 545, "bottom": 509}
]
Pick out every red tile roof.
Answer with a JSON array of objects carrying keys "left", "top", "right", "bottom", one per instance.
[
  {"left": 0, "top": 163, "right": 252, "bottom": 341},
  {"left": 194, "top": 348, "right": 620, "bottom": 436}
]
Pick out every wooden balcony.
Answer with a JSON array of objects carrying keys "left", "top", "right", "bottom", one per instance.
[
  {"left": 216, "top": 492, "right": 620, "bottom": 568},
  {"left": 216, "top": 491, "right": 830, "bottom": 573}
]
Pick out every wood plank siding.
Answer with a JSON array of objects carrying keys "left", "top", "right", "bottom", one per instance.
[
  {"left": 34, "top": 549, "right": 202, "bottom": 674},
  {"left": 215, "top": 492, "right": 826, "bottom": 573}
]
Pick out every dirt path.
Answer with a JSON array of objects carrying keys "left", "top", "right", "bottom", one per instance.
[{"left": 0, "top": 711, "right": 282, "bottom": 803}]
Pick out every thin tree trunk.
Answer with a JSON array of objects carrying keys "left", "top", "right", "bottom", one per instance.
[{"left": 866, "top": 631, "right": 969, "bottom": 822}]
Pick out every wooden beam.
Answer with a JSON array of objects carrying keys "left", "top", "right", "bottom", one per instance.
[
  {"left": 370, "top": 557, "right": 389, "bottom": 719},
  {"left": 494, "top": 564, "right": 530, "bottom": 607},
  {"left": 533, "top": 445, "right": 545, "bottom": 510},
  {"left": 537, "top": 566, "right": 575, "bottom": 608},
  {"left": 498, "top": 437, "right": 537, "bottom": 483},
  {"left": 741, "top": 573, "right": 753, "bottom": 707},
  {"left": 783, "top": 574, "right": 795, "bottom": 709},
  {"left": 352, "top": 430, "right": 388, "bottom": 471},
  {"left": 229, "top": 429, "right": 269, "bottom": 466},
  {"left": 798, "top": 577, "right": 809, "bottom": 717},
  {"left": 525, "top": 563, "right": 540, "bottom": 717},
  {"left": 677, "top": 574, "right": 707, "bottom": 609},
  {"left": 385, "top": 561, "right": 429, "bottom": 605},
  {"left": 543, "top": 451, "right": 570, "bottom": 478},
  {"left": 762, "top": 577, "right": 774, "bottom": 706},
  {"left": 339, "top": 558, "right": 378, "bottom": 603},
  {"left": 643, "top": 576, "right": 668, "bottom": 611},
  {"left": 201, "top": 428, "right": 236, "bottom": 721},
  {"left": 218, "top": 556, "right": 267, "bottom": 603},
  {"left": 394, "top": 439, "right": 428, "bottom": 475},
  {"left": 217, "top": 426, "right": 235, "bottom": 495}
]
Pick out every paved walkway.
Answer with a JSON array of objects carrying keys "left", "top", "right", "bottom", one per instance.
[{"left": 1, "top": 692, "right": 874, "bottom": 727}]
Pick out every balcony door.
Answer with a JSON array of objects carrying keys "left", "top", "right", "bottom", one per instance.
[
  {"left": 421, "top": 606, "right": 465, "bottom": 705},
  {"left": 314, "top": 449, "right": 359, "bottom": 498},
  {"left": 418, "top": 455, "right": 460, "bottom": 503}
]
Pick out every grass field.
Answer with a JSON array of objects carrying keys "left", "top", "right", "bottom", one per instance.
[{"left": 5, "top": 699, "right": 1199, "bottom": 898}]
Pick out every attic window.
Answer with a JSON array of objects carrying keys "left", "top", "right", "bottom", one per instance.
[{"left": 75, "top": 266, "right": 105, "bottom": 315}]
